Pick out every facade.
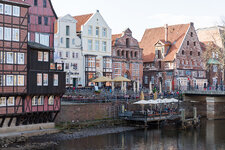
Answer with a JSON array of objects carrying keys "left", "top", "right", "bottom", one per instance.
[
  {"left": 74, "top": 10, "right": 112, "bottom": 86},
  {"left": 140, "top": 23, "right": 207, "bottom": 92},
  {"left": 197, "top": 26, "right": 225, "bottom": 86},
  {"left": 54, "top": 14, "right": 83, "bottom": 87},
  {"left": 112, "top": 28, "right": 143, "bottom": 86},
  {"left": 0, "top": 0, "right": 65, "bottom": 128}
]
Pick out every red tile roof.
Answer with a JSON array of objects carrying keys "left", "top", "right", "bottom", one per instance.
[
  {"left": 73, "top": 14, "right": 93, "bottom": 32},
  {"left": 112, "top": 34, "right": 122, "bottom": 46},
  {"left": 140, "top": 23, "right": 190, "bottom": 62}
]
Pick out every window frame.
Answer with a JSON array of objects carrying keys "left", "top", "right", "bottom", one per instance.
[
  {"left": 4, "top": 4, "right": 12, "bottom": 15},
  {"left": 13, "top": 6, "right": 20, "bottom": 17}
]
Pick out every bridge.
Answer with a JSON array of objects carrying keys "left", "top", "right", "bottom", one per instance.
[{"left": 182, "top": 89, "right": 225, "bottom": 120}]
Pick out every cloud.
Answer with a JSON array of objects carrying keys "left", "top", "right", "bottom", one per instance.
[{"left": 147, "top": 13, "right": 220, "bottom": 29}]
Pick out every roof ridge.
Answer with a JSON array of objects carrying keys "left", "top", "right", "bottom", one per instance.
[
  {"left": 145, "top": 23, "right": 190, "bottom": 31},
  {"left": 73, "top": 13, "right": 93, "bottom": 17}
]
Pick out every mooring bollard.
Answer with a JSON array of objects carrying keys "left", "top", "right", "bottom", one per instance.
[
  {"left": 181, "top": 109, "right": 185, "bottom": 127},
  {"left": 193, "top": 107, "right": 198, "bottom": 124}
]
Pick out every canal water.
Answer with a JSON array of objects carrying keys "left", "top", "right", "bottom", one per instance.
[{"left": 52, "top": 120, "right": 225, "bottom": 150}]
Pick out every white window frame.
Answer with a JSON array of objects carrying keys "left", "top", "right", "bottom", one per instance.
[
  {"left": 102, "top": 28, "right": 107, "bottom": 37},
  {"left": 88, "top": 39, "right": 92, "bottom": 51},
  {"left": 4, "top": 27, "right": 11, "bottom": 41},
  {"left": 38, "top": 51, "right": 43, "bottom": 61},
  {"left": 88, "top": 25, "right": 92, "bottom": 35},
  {"left": 37, "top": 73, "right": 42, "bottom": 86},
  {"left": 17, "top": 75, "right": 24, "bottom": 86},
  {"left": 43, "top": 73, "right": 48, "bottom": 86},
  {"left": 12, "top": 28, "right": 19, "bottom": 41},
  {"left": 6, "top": 52, "right": 13, "bottom": 64},
  {"left": 102, "top": 41, "right": 107, "bottom": 52},
  {"left": 38, "top": 96, "right": 44, "bottom": 105},
  {"left": 18, "top": 53, "right": 24, "bottom": 64},
  {"left": 4, "top": 4, "right": 12, "bottom": 15},
  {"left": 95, "top": 40, "right": 99, "bottom": 51},
  {"left": 0, "top": 97, "right": 6, "bottom": 107},
  {"left": 0, "top": 27, "right": 3, "bottom": 40},
  {"left": 6, "top": 75, "right": 13, "bottom": 86},
  {"left": 53, "top": 74, "right": 58, "bottom": 86},
  {"left": 43, "top": 52, "right": 49, "bottom": 62},
  {"left": 13, "top": 6, "right": 20, "bottom": 17},
  {"left": 7, "top": 97, "right": 15, "bottom": 106},
  {"left": 0, "top": 3, "right": 3, "bottom": 14},
  {"left": 32, "top": 96, "right": 38, "bottom": 106},
  {"left": 96, "top": 26, "right": 99, "bottom": 36},
  {"left": 48, "top": 96, "right": 54, "bottom": 105}
]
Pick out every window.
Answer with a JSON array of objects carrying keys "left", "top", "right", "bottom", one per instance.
[
  {"left": 7, "top": 97, "right": 14, "bottom": 106},
  {"left": 32, "top": 96, "right": 38, "bottom": 105},
  {"left": 182, "top": 50, "right": 184, "bottom": 55},
  {"left": 102, "top": 41, "right": 107, "bottom": 52},
  {"left": 17, "top": 75, "right": 24, "bottom": 86},
  {"left": 48, "top": 96, "right": 54, "bottom": 105},
  {"left": 44, "top": 17, "right": 48, "bottom": 25},
  {"left": 43, "top": 0, "right": 46, "bottom": 7},
  {"left": 72, "top": 63, "right": 78, "bottom": 70},
  {"left": 212, "top": 52, "right": 215, "bottom": 58},
  {"left": 6, "top": 75, "right": 13, "bottom": 86},
  {"left": 43, "top": 73, "right": 48, "bottom": 86},
  {"left": 28, "top": 15, "right": 30, "bottom": 24},
  {"left": 38, "top": 16, "right": 42, "bottom": 24},
  {"left": 72, "top": 39, "right": 75, "bottom": 45},
  {"left": 95, "top": 40, "right": 99, "bottom": 51},
  {"left": 37, "top": 73, "right": 42, "bottom": 86},
  {"left": 88, "top": 26, "right": 92, "bottom": 35},
  {"left": 66, "top": 51, "right": 69, "bottom": 58},
  {"left": 43, "top": 52, "right": 49, "bottom": 62},
  {"left": 0, "top": 27, "right": 3, "bottom": 40},
  {"left": 40, "top": 33, "right": 49, "bottom": 46},
  {"left": 190, "top": 51, "right": 192, "bottom": 55},
  {"left": 5, "top": 5, "right": 12, "bottom": 15},
  {"left": 134, "top": 52, "right": 138, "bottom": 58},
  {"left": 96, "top": 27, "right": 99, "bottom": 36},
  {"left": 58, "top": 52, "right": 62, "bottom": 57},
  {"left": 35, "top": 33, "right": 40, "bottom": 43},
  {"left": 12, "top": 28, "right": 19, "bottom": 41},
  {"left": 0, "top": 4, "right": 3, "bottom": 14},
  {"left": 102, "top": 28, "right": 107, "bottom": 37},
  {"left": 66, "top": 38, "right": 70, "bottom": 48},
  {"left": 7, "top": 52, "right": 13, "bottom": 64},
  {"left": 0, "top": 97, "right": 6, "bottom": 106},
  {"left": 191, "top": 32, "right": 193, "bottom": 37},
  {"left": 60, "top": 37, "right": 63, "bottom": 44},
  {"left": 38, "top": 51, "right": 43, "bottom": 61},
  {"left": 187, "top": 41, "right": 189, "bottom": 45},
  {"left": 72, "top": 52, "right": 75, "bottom": 58},
  {"left": 38, "top": 96, "right": 44, "bottom": 105},
  {"left": 18, "top": 53, "right": 24, "bottom": 64},
  {"left": 76, "top": 53, "right": 78, "bottom": 58},
  {"left": 213, "top": 65, "right": 218, "bottom": 72},
  {"left": 126, "top": 38, "right": 130, "bottom": 47},
  {"left": 144, "top": 76, "right": 148, "bottom": 84},
  {"left": 198, "top": 52, "right": 200, "bottom": 56},
  {"left": 194, "top": 42, "right": 196, "bottom": 46},
  {"left": 65, "top": 63, "right": 69, "bottom": 69},
  {"left": 113, "top": 62, "right": 121, "bottom": 77},
  {"left": 34, "top": 0, "right": 38, "bottom": 6},
  {"left": 0, "top": 75, "right": 5, "bottom": 86},
  {"left": 54, "top": 74, "right": 58, "bottom": 86},
  {"left": 88, "top": 39, "right": 92, "bottom": 50},
  {"left": 66, "top": 26, "right": 70, "bottom": 36},
  {"left": 4, "top": 27, "right": 11, "bottom": 41},
  {"left": 13, "top": 6, "right": 20, "bottom": 17}
]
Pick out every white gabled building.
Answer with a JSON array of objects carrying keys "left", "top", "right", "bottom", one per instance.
[
  {"left": 74, "top": 10, "right": 112, "bottom": 86},
  {"left": 54, "top": 14, "right": 84, "bottom": 87}
]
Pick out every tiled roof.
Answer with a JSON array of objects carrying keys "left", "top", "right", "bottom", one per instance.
[
  {"left": 140, "top": 23, "right": 190, "bottom": 62},
  {"left": 73, "top": 14, "right": 93, "bottom": 32},
  {"left": 112, "top": 34, "right": 122, "bottom": 46},
  {"left": 3, "top": 0, "right": 30, "bottom": 6}
]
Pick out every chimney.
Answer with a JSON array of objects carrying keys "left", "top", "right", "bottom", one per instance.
[
  {"left": 96, "top": 10, "right": 99, "bottom": 13},
  {"left": 165, "top": 24, "right": 168, "bottom": 42}
]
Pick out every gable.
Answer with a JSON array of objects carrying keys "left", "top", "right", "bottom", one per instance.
[{"left": 140, "top": 23, "right": 190, "bottom": 62}]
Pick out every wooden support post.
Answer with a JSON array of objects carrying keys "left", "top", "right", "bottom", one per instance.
[
  {"left": 181, "top": 109, "right": 185, "bottom": 128},
  {"left": 8, "top": 117, "right": 14, "bottom": 127},
  {"left": 0, "top": 117, "right": 6, "bottom": 127},
  {"left": 193, "top": 107, "right": 198, "bottom": 124}
]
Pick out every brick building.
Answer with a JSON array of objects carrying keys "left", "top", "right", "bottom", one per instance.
[
  {"left": 140, "top": 23, "right": 207, "bottom": 92},
  {"left": 0, "top": 0, "right": 65, "bottom": 128},
  {"left": 197, "top": 26, "right": 225, "bottom": 87},
  {"left": 112, "top": 28, "right": 143, "bottom": 86}
]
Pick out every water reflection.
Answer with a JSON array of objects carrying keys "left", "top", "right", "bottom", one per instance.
[{"left": 52, "top": 120, "right": 225, "bottom": 150}]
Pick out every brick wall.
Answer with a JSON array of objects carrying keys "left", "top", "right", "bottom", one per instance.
[{"left": 55, "top": 103, "right": 120, "bottom": 123}]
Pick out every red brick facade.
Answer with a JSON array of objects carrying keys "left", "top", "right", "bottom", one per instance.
[
  {"left": 112, "top": 28, "right": 143, "bottom": 85},
  {"left": 141, "top": 23, "right": 207, "bottom": 92}
]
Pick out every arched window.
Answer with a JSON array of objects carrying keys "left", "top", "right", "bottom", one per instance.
[
  {"left": 117, "top": 50, "right": 120, "bottom": 57},
  {"left": 134, "top": 52, "right": 138, "bottom": 58},
  {"left": 122, "top": 51, "right": 124, "bottom": 57},
  {"left": 126, "top": 38, "right": 130, "bottom": 47}
]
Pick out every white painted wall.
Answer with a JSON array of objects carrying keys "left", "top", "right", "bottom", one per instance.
[
  {"left": 81, "top": 11, "right": 112, "bottom": 77},
  {"left": 54, "top": 14, "right": 84, "bottom": 87}
]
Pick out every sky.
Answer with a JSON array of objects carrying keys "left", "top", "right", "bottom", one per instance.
[{"left": 52, "top": 0, "right": 225, "bottom": 41}]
